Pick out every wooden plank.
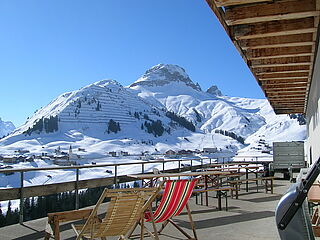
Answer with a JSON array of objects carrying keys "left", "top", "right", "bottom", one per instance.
[
  {"left": 259, "top": 77, "right": 308, "bottom": 81},
  {"left": 260, "top": 79, "right": 308, "bottom": 85},
  {"left": 265, "top": 86, "right": 307, "bottom": 91},
  {"left": 214, "top": 0, "right": 273, "bottom": 7},
  {"left": 239, "top": 33, "right": 314, "bottom": 50},
  {"left": 250, "top": 53, "right": 312, "bottom": 60},
  {"left": 0, "top": 176, "right": 127, "bottom": 201},
  {"left": 247, "top": 46, "right": 313, "bottom": 59},
  {"left": 253, "top": 62, "right": 312, "bottom": 68},
  {"left": 274, "top": 109, "right": 305, "bottom": 114},
  {"left": 256, "top": 70, "right": 309, "bottom": 76},
  {"left": 272, "top": 102, "right": 306, "bottom": 107},
  {"left": 232, "top": 17, "right": 316, "bottom": 40},
  {"left": 262, "top": 83, "right": 308, "bottom": 89},
  {"left": 225, "top": 0, "right": 318, "bottom": 25},
  {"left": 251, "top": 55, "right": 312, "bottom": 67},
  {"left": 271, "top": 103, "right": 306, "bottom": 107},
  {"left": 258, "top": 72, "right": 309, "bottom": 79},
  {"left": 266, "top": 91, "right": 306, "bottom": 97},
  {"left": 254, "top": 65, "right": 310, "bottom": 74},
  {"left": 268, "top": 95, "right": 306, "bottom": 100},
  {"left": 264, "top": 87, "right": 307, "bottom": 93}
]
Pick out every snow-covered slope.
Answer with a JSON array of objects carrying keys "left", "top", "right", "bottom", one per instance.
[
  {"left": 130, "top": 64, "right": 306, "bottom": 148},
  {"left": 0, "top": 117, "right": 15, "bottom": 138},
  {"left": 0, "top": 64, "right": 306, "bottom": 157}
]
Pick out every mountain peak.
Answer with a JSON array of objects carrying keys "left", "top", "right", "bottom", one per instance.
[
  {"left": 0, "top": 117, "right": 15, "bottom": 138},
  {"left": 206, "top": 85, "right": 222, "bottom": 96},
  {"left": 130, "top": 64, "right": 201, "bottom": 91}
]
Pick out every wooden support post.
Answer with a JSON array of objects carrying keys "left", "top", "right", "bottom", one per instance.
[
  {"left": 19, "top": 171, "right": 24, "bottom": 224},
  {"left": 141, "top": 163, "right": 144, "bottom": 174}
]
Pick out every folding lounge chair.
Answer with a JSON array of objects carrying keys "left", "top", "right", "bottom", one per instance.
[
  {"left": 45, "top": 185, "right": 163, "bottom": 240},
  {"left": 72, "top": 186, "right": 164, "bottom": 240},
  {"left": 131, "top": 179, "right": 198, "bottom": 240}
]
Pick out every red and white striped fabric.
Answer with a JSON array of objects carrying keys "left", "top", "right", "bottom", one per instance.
[{"left": 146, "top": 179, "right": 197, "bottom": 223}]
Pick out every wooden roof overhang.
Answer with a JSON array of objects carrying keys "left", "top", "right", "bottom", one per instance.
[{"left": 206, "top": 0, "right": 320, "bottom": 114}]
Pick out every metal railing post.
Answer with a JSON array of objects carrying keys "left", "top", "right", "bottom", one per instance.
[
  {"left": 142, "top": 163, "right": 145, "bottom": 174},
  {"left": 19, "top": 171, "right": 24, "bottom": 224},
  {"left": 163, "top": 161, "right": 165, "bottom": 172},
  {"left": 114, "top": 165, "right": 118, "bottom": 187},
  {"left": 75, "top": 168, "right": 79, "bottom": 210},
  {"left": 190, "top": 159, "right": 193, "bottom": 171}
]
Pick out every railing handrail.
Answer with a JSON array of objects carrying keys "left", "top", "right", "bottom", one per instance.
[{"left": 0, "top": 157, "right": 211, "bottom": 173}]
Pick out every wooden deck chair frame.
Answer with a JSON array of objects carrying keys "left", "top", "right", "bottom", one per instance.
[
  {"left": 69, "top": 184, "right": 163, "bottom": 240},
  {"left": 129, "top": 179, "right": 198, "bottom": 240}
]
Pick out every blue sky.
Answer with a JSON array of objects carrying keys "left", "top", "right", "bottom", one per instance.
[{"left": 0, "top": 0, "right": 265, "bottom": 127}]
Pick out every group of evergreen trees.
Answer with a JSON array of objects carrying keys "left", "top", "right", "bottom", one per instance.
[
  {"left": 142, "top": 120, "right": 164, "bottom": 137},
  {"left": 166, "top": 111, "right": 195, "bottom": 132},
  {"left": 23, "top": 116, "right": 59, "bottom": 136},
  {"left": 107, "top": 119, "right": 121, "bottom": 133},
  {"left": 0, "top": 182, "right": 139, "bottom": 227},
  {"left": 215, "top": 129, "right": 245, "bottom": 144},
  {"left": 289, "top": 114, "right": 306, "bottom": 125}
]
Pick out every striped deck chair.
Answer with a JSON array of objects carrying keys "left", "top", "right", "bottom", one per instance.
[
  {"left": 70, "top": 185, "right": 163, "bottom": 240},
  {"left": 131, "top": 179, "right": 198, "bottom": 240}
]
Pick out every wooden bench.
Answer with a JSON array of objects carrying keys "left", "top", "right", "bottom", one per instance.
[
  {"left": 228, "top": 176, "right": 275, "bottom": 199},
  {"left": 193, "top": 186, "right": 235, "bottom": 211}
]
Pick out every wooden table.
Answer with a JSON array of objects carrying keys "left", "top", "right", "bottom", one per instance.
[
  {"left": 206, "top": 166, "right": 261, "bottom": 191},
  {"left": 128, "top": 171, "right": 232, "bottom": 207}
]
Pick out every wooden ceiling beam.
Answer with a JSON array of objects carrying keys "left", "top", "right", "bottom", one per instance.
[
  {"left": 271, "top": 100, "right": 306, "bottom": 105},
  {"left": 261, "top": 83, "right": 308, "bottom": 89},
  {"left": 258, "top": 72, "right": 309, "bottom": 79},
  {"left": 214, "top": 0, "right": 273, "bottom": 8},
  {"left": 251, "top": 55, "right": 312, "bottom": 67},
  {"left": 253, "top": 62, "right": 312, "bottom": 68},
  {"left": 249, "top": 53, "right": 312, "bottom": 60},
  {"left": 256, "top": 70, "right": 309, "bottom": 76},
  {"left": 260, "top": 79, "right": 308, "bottom": 85},
  {"left": 246, "top": 46, "right": 313, "bottom": 59},
  {"left": 259, "top": 77, "right": 308, "bottom": 81},
  {"left": 254, "top": 65, "right": 310, "bottom": 74},
  {"left": 268, "top": 95, "right": 306, "bottom": 99},
  {"left": 225, "top": 0, "right": 318, "bottom": 25},
  {"left": 271, "top": 101, "right": 306, "bottom": 105},
  {"left": 239, "top": 33, "right": 314, "bottom": 50},
  {"left": 265, "top": 88, "right": 307, "bottom": 94},
  {"left": 275, "top": 109, "right": 305, "bottom": 114},
  {"left": 232, "top": 17, "right": 316, "bottom": 40},
  {"left": 266, "top": 92, "right": 306, "bottom": 97}
]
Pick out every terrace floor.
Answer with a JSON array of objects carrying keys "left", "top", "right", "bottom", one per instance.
[{"left": 0, "top": 179, "right": 292, "bottom": 240}]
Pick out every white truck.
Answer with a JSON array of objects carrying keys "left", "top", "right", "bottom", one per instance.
[{"left": 270, "top": 141, "right": 306, "bottom": 181}]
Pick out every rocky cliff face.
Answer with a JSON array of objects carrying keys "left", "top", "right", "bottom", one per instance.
[{"left": 130, "top": 64, "right": 202, "bottom": 91}]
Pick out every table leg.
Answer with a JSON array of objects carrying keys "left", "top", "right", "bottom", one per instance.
[
  {"left": 246, "top": 169, "right": 249, "bottom": 192},
  {"left": 205, "top": 175, "right": 208, "bottom": 206},
  {"left": 217, "top": 191, "right": 222, "bottom": 211}
]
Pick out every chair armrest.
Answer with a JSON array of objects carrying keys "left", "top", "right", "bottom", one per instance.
[{"left": 48, "top": 209, "right": 93, "bottom": 223}]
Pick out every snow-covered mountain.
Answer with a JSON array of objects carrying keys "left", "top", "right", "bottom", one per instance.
[
  {"left": 0, "top": 117, "right": 15, "bottom": 138},
  {"left": 0, "top": 64, "right": 306, "bottom": 157},
  {"left": 129, "top": 63, "right": 305, "bottom": 148}
]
